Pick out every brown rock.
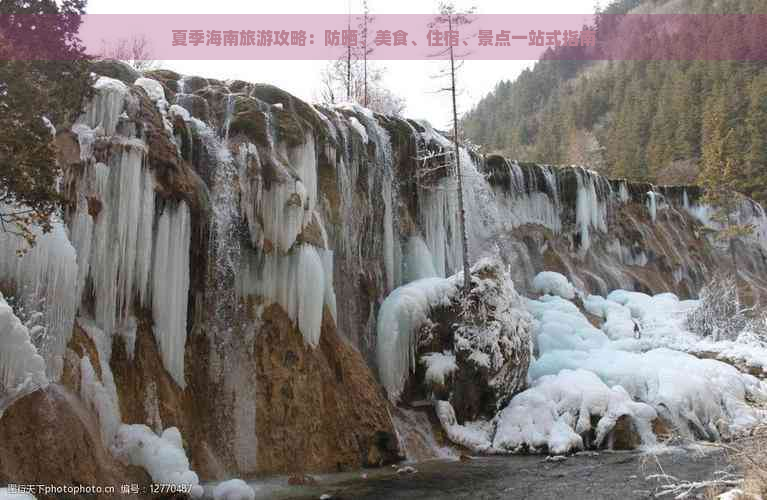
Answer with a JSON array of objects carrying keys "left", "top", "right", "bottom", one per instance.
[
  {"left": 253, "top": 305, "right": 401, "bottom": 474},
  {"left": 606, "top": 415, "right": 642, "bottom": 450},
  {"left": 0, "top": 386, "right": 149, "bottom": 500}
]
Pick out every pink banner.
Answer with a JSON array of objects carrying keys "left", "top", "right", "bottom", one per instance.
[{"left": 2, "top": 14, "right": 765, "bottom": 60}]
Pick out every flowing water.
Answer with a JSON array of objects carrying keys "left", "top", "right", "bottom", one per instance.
[{"left": 203, "top": 446, "right": 735, "bottom": 500}]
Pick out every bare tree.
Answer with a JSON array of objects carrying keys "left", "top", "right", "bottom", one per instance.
[
  {"left": 317, "top": 59, "right": 405, "bottom": 115},
  {"left": 99, "top": 34, "right": 159, "bottom": 72},
  {"left": 428, "top": 1, "right": 476, "bottom": 291},
  {"left": 359, "top": 0, "right": 374, "bottom": 107}
]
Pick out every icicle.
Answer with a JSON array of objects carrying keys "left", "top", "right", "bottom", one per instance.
[
  {"left": 646, "top": 191, "right": 658, "bottom": 222},
  {"left": 87, "top": 143, "right": 155, "bottom": 338},
  {"left": 574, "top": 168, "right": 608, "bottom": 252},
  {"left": 0, "top": 293, "right": 47, "bottom": 414},
  {"left": 0, "top": 219, "right": 79, "bottom": 381},
  {"left": 79, "top": 76, "right": 129, "bottom": 136},
  {"left": 151, "top": 203, "right": 192, "bottom": 389},
  {"left": 403, "top": 236, "right": 439, "bottom": 283}
]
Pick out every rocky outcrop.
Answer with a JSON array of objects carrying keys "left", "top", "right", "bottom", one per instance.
[
  {"left": 0, "top": 386, "right": 149, "bottom": 500},
  {"left": 396, "top": 260, "right": 532, "bottom": 425}
]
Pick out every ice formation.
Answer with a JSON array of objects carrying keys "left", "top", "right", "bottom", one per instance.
[
  {"left": 532, "top": 271, "right": 576, "bottom": 300},
  {"left": 212, "top": 479, "right": 256, "bottom": 500},
  {"left": 493, "top": 369, "right": 657, "bottom": 454},
  {"left": 493, "top": 161, "right": 562, "bottom": 234},
  {"left": 574, "top": 168, "right": 608, "bottom": 251},
  {"left": 152, "top": 203, "right": 192, "bottom": 388},
  {"left": 69, "top": 76, "right": 194, "bottom": 387},
  {"left": 435, "top": 400, "right": 496, "bottom": 453},
  {"left": 113, "top": 425, "right": 204, "bottom": 498},
  {"left": 79, "top": 76, "right": 129, "bottom": 136},
  {"left": 0, "top": 219, "right": 78, "bottom": 380},
  {"left": 497, "top": 285, "right": 767, "bottom": 454},
  {"left": 0, "top": 293, "right": 47, "bottom": 413},
  {"left": 77, "top": 318, "right": 122, "bottom": 447},
  {"left": 376, "top": 277, "right": 459, "bottom": 401}
]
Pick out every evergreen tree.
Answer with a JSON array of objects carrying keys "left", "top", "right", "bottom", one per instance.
[{"left": 0, "top": 0, "right": 91, "bottom": 246}]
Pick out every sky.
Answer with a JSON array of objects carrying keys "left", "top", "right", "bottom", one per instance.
[{"left": 87, "top": 0, "right": 597, "bottom": 126}]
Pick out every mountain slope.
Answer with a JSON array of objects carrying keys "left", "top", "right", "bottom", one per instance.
[{"left": 462, "top": 0, "right": 767, "bottom": 203}]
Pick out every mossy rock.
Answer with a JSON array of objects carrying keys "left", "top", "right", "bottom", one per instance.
[
  {"left": 229, "top": 109, "right": 270, "bottom": 147},
  {"left": 143, "top": 69, "right": 182, "bottom": 93},
  {"left": 229, "top": 80, "right": 253, "bottom": 94},
  {"left": 251, "top": 83, "right": 331, "bottom": 144},
  {"left": 89, "top": 60, "right": 140, "bottom": 85},
  {"left": 176, "top": 94, "right": 210, "bottom": 123},
  {"left": 182, "top": 75, "right": 209, "bottom": 94}
]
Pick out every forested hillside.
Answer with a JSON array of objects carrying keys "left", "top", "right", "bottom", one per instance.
[{"left": 462, "top": 0, "right": 767, "bottom": 204}]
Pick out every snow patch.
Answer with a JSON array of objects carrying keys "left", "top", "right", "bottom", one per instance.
[
  {"left": 113, "top": 425, "right": 203, "bottom": 498},
  {"left": 532, "top": 271, "right": 576, "bottom": 300},
  {"left": 212, "top": 479, "right": 256, "bottom": 500}
]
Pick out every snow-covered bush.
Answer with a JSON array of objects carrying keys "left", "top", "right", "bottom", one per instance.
[
  {"left": 686, "top": 274, "right": 754, "bottom": 341},
  {"left": 532, "top": 271, "right": 576, "bottom": 300}
]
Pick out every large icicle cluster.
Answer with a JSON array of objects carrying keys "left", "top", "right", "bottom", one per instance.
[
  {"left": 0, "top": 220, "right": 78, "bottom": 380},
  {"left": 574, "top": 168, "right": 609, "bottom": 252},
  {"left": 235, "top": 128, "right": 336, "bottom": 347},
  {"left": 493, "top": 160, "right": 562, "bottom": 234},
  {"left": 152, "top": 204, "right": 192, "bottom": 387},
  {"left": 0, "top": 293, "right": 47, "bottom": 414},
  {"left": 70, "top": 76, "right": 193, "bottom": 387}
]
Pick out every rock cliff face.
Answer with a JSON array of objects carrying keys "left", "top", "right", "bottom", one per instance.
[{"left": 2, "top": 60, "right": 767, "bottom": 488}]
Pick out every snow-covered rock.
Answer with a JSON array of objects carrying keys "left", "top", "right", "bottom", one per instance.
[
  {"left": 112, "top": 425, "right": 203, "bottom": 498},
  {"left": 213, "top": 479, "right": 256, "bottom": 500},
  {"left": 532, "top": 271, "right": 576, "bottom": 300}
]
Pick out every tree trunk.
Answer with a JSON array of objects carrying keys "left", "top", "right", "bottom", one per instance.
[
  {"left": 448, "top": 14, "right": 471, "bottom": 292},
  {"left": 363, "top": 9, "right": 368, "bottom": 107},
  {"left": 347, "top": 3, "right": 352, "bottom": 101}
]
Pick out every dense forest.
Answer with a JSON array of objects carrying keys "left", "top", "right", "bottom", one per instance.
[{"left": 462, "top": 0, "right": 767, "bottom": 204}]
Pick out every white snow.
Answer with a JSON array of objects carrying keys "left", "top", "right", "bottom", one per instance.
[
  {"left": 134, "top": 77, "right": 166, "bottom": 102},
  {"left": 499, "top": 285, "right": 767, "bottom": 454},
  {"left": 420, "top": 352, "right": 458, "bottom": 386},
  {"left": 212, "top": 479, "right": 256, "bottom": 500},
  {"left": 436, "top": 400, "right": 496, "bottom": 453},
  {"left": 0, "top": 293, "right": 47, "bottom": 413},
  {"left": 169, "top": 104, "right": 191, "bottom": 122},
  {"left": 532, "top": 271, "right": 576, "bottom": 300},
  {"left": 113, "top": 425, "right": 203, "bottom": 498},
  {"left": 493, "top": 369, "right": 657, "bottom": 454}
]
